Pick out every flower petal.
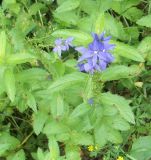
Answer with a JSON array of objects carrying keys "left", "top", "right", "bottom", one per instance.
[
  {"left": 55, "top": 38, "right": 62, "bottom": 45},
  {"left": 99, "top": 60, "right": 107, "bottom": 70},
  {"left": 75, "top": 47, "right": 88, "bottom": 54}
]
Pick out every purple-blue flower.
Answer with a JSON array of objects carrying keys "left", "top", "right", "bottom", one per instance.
[
  {"left": 53, "top": 37, "right": 73, "bottom": 57},
  {"left": 76, "top": 32, "right": 115, "bottom": 73},
  {"left": 64, "top": 37, "right": 74, "bottom": 50},
  {"left": 88, "top": 98, "right": 94, "bottom": 105}
]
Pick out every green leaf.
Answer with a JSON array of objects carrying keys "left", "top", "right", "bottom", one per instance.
[
  {"left": 100, "top": 65, "right": 142, "bottom": 81},
  {"left": 56, "top": 0, "right": 80, "bottom": 13},
  {"left": 94, "top": 124, "right": 107, "bottom": 147},
  {"left": 100, "top": 92, "right": 135, "bottom": 124},
  {"left": 6, "top": 53, "right": 36, "bottom": 65},
  {"left": 16, "top": 68, "right": 49, "bottom": 82},
  {"left": 137, "top": 14, "right": 151, "bottom": 28},
  {"left": 0, "top": 66, "right": 6, "bottom": 94},
  {"left": 37, "top": 148, "right": 45, "bottom": 160},
  {"left": 83, "top": 76, "right": 93, "bottom": 101},
  {"left": 43, "top": 120, "right": 69, "bottom": 136},
  {"left": 112, "top": 116, "right": 130, "bottom": 131},
  {"left": 54, "top": 11, "right": 78, "bottom": 26},
  {"left": 65, "top": 145, "right": 81, "bottom": 160},
  {"left": 130, "top": 136, "right": 151, "bottom": 160},
  {"left": 98, "top": 0, "right": 113, "bottom": 12},
  {"left": 33, "top": 111, "right": 48, "bottom": 135},
  {"left": 80, "top": 0, "right": 98, "bottom": 15},
  {"left": 69, "top": 103, "right": 91, "bottom": 119},
  {"left": 105, "top": 14, "right": 126, "bottom": 40},
  {"left": 0, "top": 30, "right": 6, "bottom": 58},
  {"left": 7, "top": 150, "right": 25, "bottom": 160},
  {"left": 27, "top": 93, "right": 37, "bottom": 112},
  {"left": 53, "top": 60, "right": 65, "bottom": 78},
  {"left": 4, "top": 68, "right": 16, "bottom": 102},
  {"left": 107, "top": 128, "right": 122, "bottom": 144},
  {"left": 122, "top": 7, "right": 143, "bottom": 22},
  {"left": 77, "top": 16, "right": 93, "bottom": 33},
  {"left": 113, "top": 41, "right": 145, "bottom": 62},
  {"left": 29, "top": 3, "right": 45, "bottom": 15},
  {"left": 52, "top": 29, "right": 92, "bottom": 45},
  {"left": 48, "top": 136, "right": 60, "bottom": 159},
  {"left": 137, "top": 36, "right": 151, "bottom": 62},
  {"left": 50, "top": 93, "right": 65, "bottom": 118},
  {"left": 95, "top": 13, "right": 105, "bottom": 34},
  {"left": 71, "top": 132, "right": 93, "bottom": 145},
  {"left": 0, "top": 132, "right": 20, "bottom": 156},
  {"left": 112, "top": 0, "right": 141, "bottom": 14},
  {"left": 48, "top": 72, "right": 86, "bottom": 91},
  {"left": 37, "top": 72, "right": 87, "bottom": 96}
]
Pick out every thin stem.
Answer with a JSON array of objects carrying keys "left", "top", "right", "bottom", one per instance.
[
  {"left": 35, "top": 0, "right": 44, "bottom": 26},
  {"left": 18, "top": 131, "right": 34, "bottom": 148}
]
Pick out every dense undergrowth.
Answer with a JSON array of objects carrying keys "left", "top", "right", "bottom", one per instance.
[{"left": 0, "top": 0, "right": 151, "bottom": 160}]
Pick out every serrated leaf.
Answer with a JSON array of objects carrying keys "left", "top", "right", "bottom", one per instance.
[
  {"left": 105, "top": 14, "right": 126, "bottom": 40},
  {"left": 33, "top": 111, "right": 48, "bottom": 135},
  {"left": 56, "top": 0, "right": 80, "bottom": 13},
  {"left": 113, "top": 41, "right": 144, "bottom": 62},
  {"left": 112, "top": 116, "right": 130, "bottom": 131},
  {"left": 69, "top": 103, "right": 91, "bottom": 119},
  {"left": 4, "top": 68, "right": 16, "bottom": 102},
  {"left": 6, "top": 53, "right": 36, "bottom": 65},
  {"left": 100, "top": 65, "right": 142, "bottom": 81},
  {"left": 43, "top": 120, "right": 69, "bottom": 136},
  {"left": 107, "top": 128, "right": 122, "bottom": 144},
  {"left": 137, "top": 14, "right": 151, "bottom": 28},
  {"left": 130, "top": 136, "right": 151, "bottom": 160},
  {"left": 71, "top": 132, "right": 93, "bottom": 145},
  {"left": 37, "top": 72, "right": 87, "bottom": 96},
  {"left": 122, "top": 7, "right": 143, "bottom": 22},
  {"left": 100, "top": 92, "right": 135, "bottom": 124}
]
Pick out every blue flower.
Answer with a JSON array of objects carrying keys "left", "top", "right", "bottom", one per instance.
[
  {"left": 53, "top": 37, "right": 73, "bottom": 57},
  {"left": 88, "top": 98, "right": 94, "bottom": 105},
  {"left": 64, "top": 37, "right": 74, "bottom": 50},
  {"left": 76, "top": 32, "right": 115, "bottom": 73}
]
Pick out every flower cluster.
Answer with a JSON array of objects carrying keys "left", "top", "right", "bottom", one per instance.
[
  {"left": 117, "top": 156, "right": 124, "bottom": 160},
  {"left": 53, "top": 37, "right": 73, "bottom": 57},
  {"left": 76, "top": 32, "right": 115, "bottom": 73},
  {"left": 53, "top": 32, "right": 115, "bottom": 73},
  {"left": 87, "top": 145, "right": 98, "bottom": 152}
]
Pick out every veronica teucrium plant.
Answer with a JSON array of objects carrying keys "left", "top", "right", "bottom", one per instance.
[{"left": 0, "top": 0, "right": 148, "bottom": 159}]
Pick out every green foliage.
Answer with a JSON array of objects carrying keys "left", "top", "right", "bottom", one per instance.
[
  {"left": 0, "top": 0, "right": 151, "bottom": 160},
  {"left": 130, "top": 136, "right": 151, "bottom": 160}
]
